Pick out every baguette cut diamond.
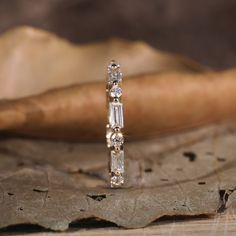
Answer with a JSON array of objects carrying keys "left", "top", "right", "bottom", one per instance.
[
  {"left": 108, "top": 62, "right": 122, "bottom": 83},
  {"left": 109, "top": 102, "right": 124, "bottom": 128},
  {"left": 108, "top": 72, "right": 122, "bottom": 83},
  {"left": 111, "top": 150, "right": 124, "bottom": 173}
]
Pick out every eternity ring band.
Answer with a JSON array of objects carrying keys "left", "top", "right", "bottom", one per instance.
[{"left": 106, "top": 60, "right": 125, "bottom": 188}]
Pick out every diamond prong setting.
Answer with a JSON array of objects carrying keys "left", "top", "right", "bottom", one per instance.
[
  {"left": 110, "top": 174, "right": 124, "bottom": 187},
  {"left": 110, "top": 85, "right": 122, "bottom": 98},
  {"left": 107, "top": 61, "right": 122, "bottom": 84},
  {"left": 109, "top": 102, "right": 124, "bottom": 129},
  {"left": 110, "top": 132, "right": 124, "bottom": 147}
]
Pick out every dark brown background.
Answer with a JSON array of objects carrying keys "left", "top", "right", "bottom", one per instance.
[{"left": 0, "top": 0, "right": 235, "bottom": 69}]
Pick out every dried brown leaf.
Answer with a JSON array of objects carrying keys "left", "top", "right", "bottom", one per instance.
[
  {"left": 0, "top": 70, "right": 236, "bottom": 140},
  {"left": 0, "top": 26, "right": 204, "bottom": 99},
  {"left": 0, "top": 123, "right": 235, "bottom": 230}
]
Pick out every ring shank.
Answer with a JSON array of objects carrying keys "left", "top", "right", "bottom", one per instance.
[{"left": 106, "top": 61, "right": 125, "bottom": 188}]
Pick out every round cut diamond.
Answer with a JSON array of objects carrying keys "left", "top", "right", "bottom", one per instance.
[
  {"left": 111, "top": 174, "right": 124, "bottom": 186},
  {"left": 110, "top": 132, "right": 124, "bottom": 147},
  {"left": 110, "top": 85, "right": 122, "bottom": 98}
]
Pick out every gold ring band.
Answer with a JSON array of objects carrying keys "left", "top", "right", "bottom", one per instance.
[{"left": 106, "top": 60, "right": 125, "bottom": 188}]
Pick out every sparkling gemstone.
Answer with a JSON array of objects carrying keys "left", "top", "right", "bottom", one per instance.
[
  {"left": 109, "top": 102, "right": 124, "bottom": 128},
  {"left": 108, "top": 62, "right": 122, "bottom": 83},
  {"left": 110, "top": 85, "right": 122, "bottom": 98},
  {"left": 108, "top": 72, "right": 122, "bottom": 83},
  {"left": 111, "top": 150, "right": 124, "bottom": 173},
  {"left": 107, "top": 62, "right": 120, "bottom": 73},
  {"left": 110, "top": 132, "right": 124, "bottom": 147},
  {"left": 111, "top": 174, "right": 124, "bottom": 187}
]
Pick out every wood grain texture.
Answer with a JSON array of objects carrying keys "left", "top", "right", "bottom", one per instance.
[{"left": 0, "top": 123, "right": 236, "bottom": 231}]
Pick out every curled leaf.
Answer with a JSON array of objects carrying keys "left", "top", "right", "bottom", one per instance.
[{"left": 0, "top": 26, "right": 204, "bottom": 99}]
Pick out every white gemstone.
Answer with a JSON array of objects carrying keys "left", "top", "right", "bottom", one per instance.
[
  {"left": 108, "top": 62, "right": 122, "bottom": 83},
  {"left": 110, "top": 85, "right": 122, "bottom": 98},
  {"left": 108, "top": 61, "right": 120, "bottom": 70},
  {"left": 108, "top": 72, "right": 122, "bottom": 83},
  {"left": 110, "top": 132, "right": 124, "bottom": 147},
  {"left": 109, "top": 102, "right": 124, "bottom": 128},
  {"left": 111, "top": 150, "right": 124, "bottom": 173},
  {"left": 111, "top": 174, "right": 124, "bottom": 187}
]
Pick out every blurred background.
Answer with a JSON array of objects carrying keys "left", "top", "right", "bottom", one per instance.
[{"left": 0, "top": 0, "right": 235, "bottom": 69}]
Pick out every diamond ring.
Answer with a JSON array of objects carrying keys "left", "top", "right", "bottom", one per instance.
[{"left": 106, "top": 61, "right": 124, "bottom": 188}]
